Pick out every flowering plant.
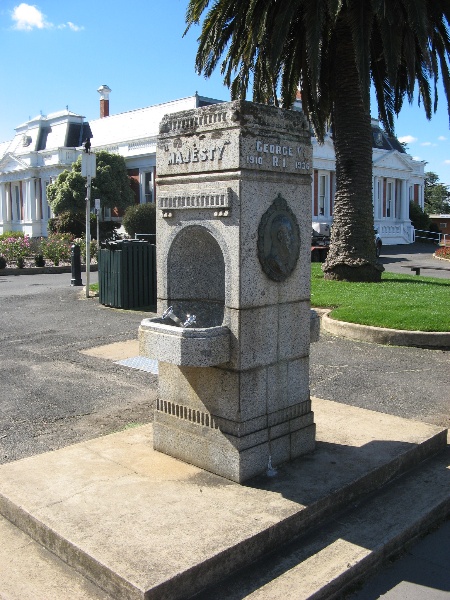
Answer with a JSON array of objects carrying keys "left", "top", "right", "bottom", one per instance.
[
  {"left": 0, "top": 235, "right": 31, "bottom": 268},
  {"left": 73, "top": 237, "right": 98, "bottom": 263},
  {"left": 40, "top": 234, "right": 72, "bottom": 266},
  {"left": 435, "top": 245, "right": 450, "bottom": 260}
]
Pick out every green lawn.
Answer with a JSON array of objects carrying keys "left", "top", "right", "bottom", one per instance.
[{"left": 311, "top": 263, "right": 450, "bottom": 332}]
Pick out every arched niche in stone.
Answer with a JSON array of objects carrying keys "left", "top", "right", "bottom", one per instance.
[{"left": 167, "top": 225, "right": 225, "bottom": 327}]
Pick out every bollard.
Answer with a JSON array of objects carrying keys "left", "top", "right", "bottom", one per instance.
[{"left": 70, "top": 244, "right": 83, "bottom": 286}]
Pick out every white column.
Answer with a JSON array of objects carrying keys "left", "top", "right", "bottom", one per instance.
[
  {"left": 5, "top": 184, "right": 11, "bottom": 223},
  {"left": 401, "top": 179, "right": 407, "bottom": 220},
  {"left": 0, "top": 184, "right": 4, "bottom": 223},
  {"left": 29, "top": 179, "right": 37, "bottom": 221},
  {"left": 35, "top": 178, "right": 42, "bottom": 221},
  {"left": 372, "top": 176, "right": 378, "bottom": 218},
  {"left": 10, "top": 184, "right": 17, "bottom": 222}
]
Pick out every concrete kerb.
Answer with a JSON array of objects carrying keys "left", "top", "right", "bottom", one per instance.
[
  {"left": 0, "top": 264, "right": 98, "bottom": 276},
  {"left": 320, "top": 310, "right": 450, "bottom": 348}
]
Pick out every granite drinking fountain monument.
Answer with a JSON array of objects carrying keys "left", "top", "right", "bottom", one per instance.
[
  {"left": 139, "top": 100, "right": 316, "bottom": 482},
  {"left": 0, "top": 100, "right": 447, "bottom": 600}
]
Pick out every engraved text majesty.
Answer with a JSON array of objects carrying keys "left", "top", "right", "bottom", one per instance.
[{"left": 167, "top": 143, "right": 227, "bottom": 165}]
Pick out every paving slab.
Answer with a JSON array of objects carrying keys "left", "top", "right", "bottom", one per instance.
[
  {"left": 80, "top": 340, "right": 140, "bottom": 361},
  {"left": 0, "top": 398, "right": 446, "bottom": 600}
]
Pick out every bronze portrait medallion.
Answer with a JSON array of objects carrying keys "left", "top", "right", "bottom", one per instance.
[{"left": 257, "top": 195, "right": 300, "bottom": 282}]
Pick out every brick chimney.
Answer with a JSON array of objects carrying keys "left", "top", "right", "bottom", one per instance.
[{"left": 97, "top": 84, "right": 111, "bottom": 118}]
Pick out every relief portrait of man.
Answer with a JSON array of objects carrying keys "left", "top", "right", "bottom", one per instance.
[{"left": 258, "top": 195, "right": 300, "bottom": 282}]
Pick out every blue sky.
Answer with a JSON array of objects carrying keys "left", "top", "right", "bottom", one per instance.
[{"left": 1, "top": 1, "right": 450, "bottom": 186}]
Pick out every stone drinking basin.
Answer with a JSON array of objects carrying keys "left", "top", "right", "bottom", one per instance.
[{"left": 139, "top": 317, "right": 231, "bottom": 367}]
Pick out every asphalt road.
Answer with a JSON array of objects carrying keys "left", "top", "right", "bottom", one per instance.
[
  {"left": 379, "top": 240, "right": 450, "bottom": 279},
  {"left": 0, "top": 271, "right": 157, "bottom": 464},
  {"left": 0, "top": 249, "right": 448, "bottom": 464}
]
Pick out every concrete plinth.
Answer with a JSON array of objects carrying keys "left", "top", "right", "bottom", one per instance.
[{"left": 0, "top": 398, "right": 446, "bottom": 600}]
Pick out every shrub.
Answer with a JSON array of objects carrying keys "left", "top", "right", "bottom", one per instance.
[
  {"left": 0, "top": 235, "right": 31, "bottom": 267},
  {"left": 409, "top": 201, "right": 430, "bottom": 230},
  {"left": 0, "top": 255, "right": 6, "bottom": 269},
  {"left": 34, "top": 254, "right": 46, "bottom": 267},
  {"left": 49, "top": 210, "right": 119, "bottom": 241},
  {"left": 435, "top": 246, "right": 450, "bottom": 259},
  {"left": 40, "top": 234, "right": 72, "bottom": 266},
  {"left": 0, "top": 231, "right": 24, "bottom": 241},
  {"left": 97, "top": 219, "right": 119, "bottom": 241},
  {"left": 48, "top": 212, "right": 85, "bottom": 238},
  {"left": 122, "top": 203, "right": 156, "bottom": 238},
  {"left": 73, "top": 237, "right": 98, "bottom": 263}
]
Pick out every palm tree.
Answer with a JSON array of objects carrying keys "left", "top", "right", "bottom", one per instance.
[{"left": 185, "top": 0, "right": 450, "bottom": 281}]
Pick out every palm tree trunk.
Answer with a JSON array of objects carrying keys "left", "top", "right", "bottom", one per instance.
[{"left": 322, "top": 18, "right": 384, "bottom": 282}]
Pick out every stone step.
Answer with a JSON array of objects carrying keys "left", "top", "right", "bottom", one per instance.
[
  {"left": 0, "top": 398, "right": 447, "bottom": 600},
  {"left": 193, "top": 446, "right": 450, "bottom": 599},
  {"left": 0, "top": 514, "right": 113, "bottom": 600}
]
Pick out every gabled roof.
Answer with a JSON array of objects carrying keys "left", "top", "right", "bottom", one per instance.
[
  {"left": 0, "top": 152, "right": 30, "bottom": 172},
  {"left": 372, "top": 149, "right": 416, "bottom": 171}
]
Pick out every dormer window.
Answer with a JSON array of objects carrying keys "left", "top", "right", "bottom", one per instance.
[{"left": 374, "top": 131, "right": 383, "bottom": 147}]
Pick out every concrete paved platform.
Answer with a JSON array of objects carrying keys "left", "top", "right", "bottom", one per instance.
[{"left": 0, "top": 398, "right": 447, "bottom": 600}]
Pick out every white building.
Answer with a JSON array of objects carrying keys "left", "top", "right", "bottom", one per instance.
[
  {"left": 0, "top": 87, "right": 424, "bottom": 245},
  {"left": 0, "top": 89, "right": 221, "bottom": 237},
  {"left": 309, "top": 120, "right": 425, "bottom": 245}
]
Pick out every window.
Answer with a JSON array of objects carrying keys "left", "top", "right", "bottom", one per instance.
[
  {"left": 13, "top": 185, "right": 21, "bottom": 221},
  {"left": 318, "top": 175, "right": 327, "bottom": 216},
  {"left": 386, "top": 181, "right": 393, "bottom": 218},
  {"left": 314, "top": 170, "right": 334, "bottom": 218},
  {"left": 143, "top": 170, "right": 154, "bottom": 203}
]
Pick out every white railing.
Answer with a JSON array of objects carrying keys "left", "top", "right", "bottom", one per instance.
[{"left": 414, "top": 229, "right": 450, "bottom": 245}]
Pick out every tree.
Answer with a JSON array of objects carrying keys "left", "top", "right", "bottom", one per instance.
[
  {"left": 122, "top": 203, "right": 156, "bottom": 238},
  {"left": 47, "top": 150, "right": 135, "bottom": 215},
  {"left": 424, "top": 171, "right": 450, "bottom": 214},
  {"left": 185, "top": 0, "right": 450, "bottom": 282},
  {"left": 409, "top": 201, "right": 430, "bottom": 231}
]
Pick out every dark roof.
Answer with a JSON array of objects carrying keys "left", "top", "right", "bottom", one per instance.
[
  {"left": 65, "top": 122, "right": 93, "bottom": 148},
  {"left": 372, "top": 124, "right": 405, "bottom": 153}
]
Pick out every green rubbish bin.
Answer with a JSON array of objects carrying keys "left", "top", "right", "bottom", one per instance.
[{"left": 98, "top": 240, "right": 156, "bottom": 309}]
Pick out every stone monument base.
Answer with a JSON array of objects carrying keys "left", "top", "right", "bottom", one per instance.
[{"left": 154, "top": 396, "right": 316, "bottom": 483}]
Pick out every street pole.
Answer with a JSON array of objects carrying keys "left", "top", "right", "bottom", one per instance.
[
  {"left": 85, "top": 176, "right": 91, "bottom": 298},
  {"left": 81, "top": 150, "right": 96, "bottom": 299},
  {"left": 95, "top": 198, "right": 101, "bottom": 250}
]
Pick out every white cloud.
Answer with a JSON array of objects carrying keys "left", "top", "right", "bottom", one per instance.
[
  {"left": 12, "top": 3, "right": 48, "bottom": 30},
  {"left": 444, "top": 160, "right": 450, "bottom": 165},
  {"left": 412, "top": 156, "right": 422, "bottom": 161},
  {"left": 11, "top": 3, "right": 83, "bottom": 31},
  {"left": 67, "top": 21, "right": 83, "bottom": 31},
  {"left": 398, "top": 135, "right": 418, "bottom": 144},
  {"left": 421, "top": 142, "right": 437, "bottom": 147},
  {"left": 438, "top": 136, "right": 447, "bottom": 141}
]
